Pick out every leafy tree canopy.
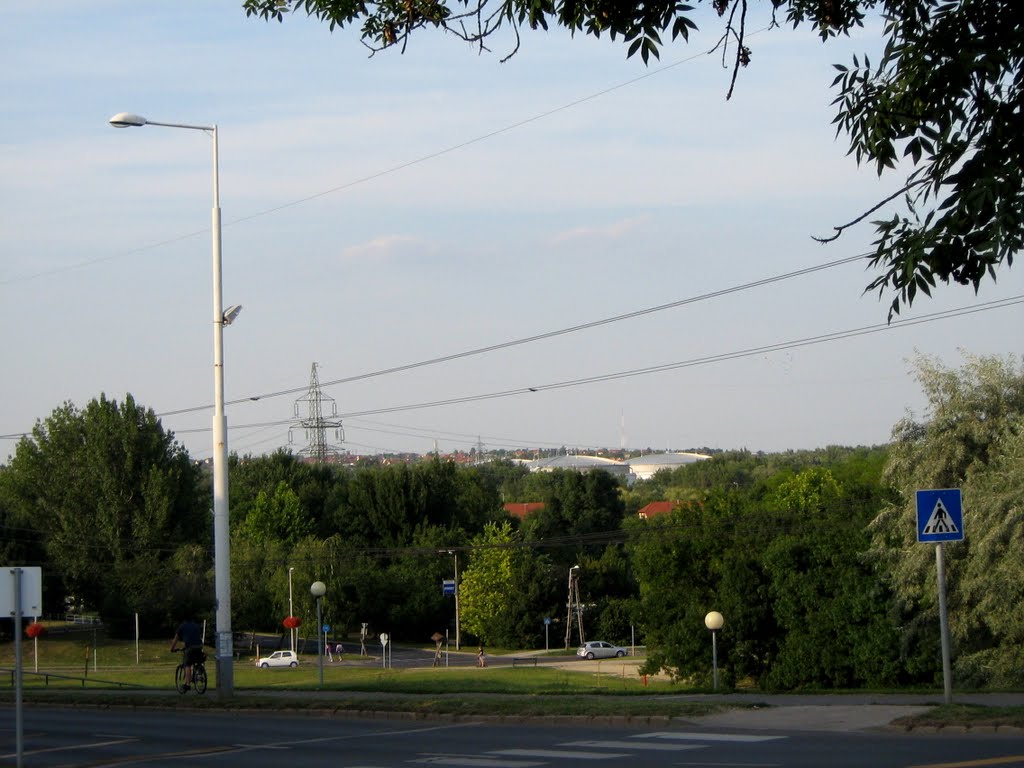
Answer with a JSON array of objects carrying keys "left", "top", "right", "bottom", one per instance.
[
  {"left": 245, "top": 0, "right": 1022, "bottom": 316},
  {"left": 871, "top": 353, "right": 1024, "bottom": 686},
  {"left": 2, "top": 394, "right": 207, "bottom": 634}
]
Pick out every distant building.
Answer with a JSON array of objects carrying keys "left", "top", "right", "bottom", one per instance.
[
  {"left": 504, "top": 502, "right": 546, "bottom": 519},
  {"left": 526, "top": 453, "right": 632, "bottom": 479},
  {"left": 627, "top": 451, "right": 711, "bottom": 481},
  {"left": 637, "top": 501, "right": 677, "bottom": 519}
]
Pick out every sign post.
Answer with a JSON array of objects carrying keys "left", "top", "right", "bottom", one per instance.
[
  {"left": 916, "top": 489, "right": 964, "bottom": 705},
  {"left": 3, "top": 566, "right": 42, "bottom": 768}
]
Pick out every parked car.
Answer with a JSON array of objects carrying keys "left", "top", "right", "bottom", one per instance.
[
  {"left": 256, "top": 649, "right": 299, "bottom": 668},
  {"left": 576, "top": 641, "right": 627, "bottom": 659}
]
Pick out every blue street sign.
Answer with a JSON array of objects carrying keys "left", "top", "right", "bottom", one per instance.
[
  {"left": 322, "top": 624, "right": 331, "bottom": 634},
  {"left": 543, "top": 617, "right": 551, "bottom": 625},
  {"left": 916, "top": 489, "right": 964, "bottom": 543},
  {"left": 442, "top": 579, "right": 456, "bottom": 596}
]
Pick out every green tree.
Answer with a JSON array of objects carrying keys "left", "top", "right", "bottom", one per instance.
[
  {"left": 518, "top": 469, "right": 625, "bottom": 555},
  {"left": 245, "top": 0, "right": 1022, "bottom": 315},
  {"left": 237, "top": 480, "right": 315, "bottom": 546},
  {"left": 330, "top": 458, "right": 500, "bottom": 548},
  {"left": 230, "top": 449, "right": 337, "bottom": 537},
  {"left": 760, "top": 468, "right": 902, "bottom": 689},
  {"left": 2, "top": 395, "right": 207, "bottom": 635},
  {"left": 459, "top": 520, "right": 553, "bottom": 646},
  {"left": 955, "top": 421, "right": 1024, "bottom": 687},
  {"left": 871, "top": 353, "right": 1024, "bottom": 686}
]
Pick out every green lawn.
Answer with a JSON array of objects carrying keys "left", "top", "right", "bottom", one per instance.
[{"left": 4, "top": 628, "right": 1023, "bottom": 728}]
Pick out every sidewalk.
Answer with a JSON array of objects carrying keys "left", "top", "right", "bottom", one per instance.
[{"left": 675, "top": 693, "right": 1024, "bottom": 733}]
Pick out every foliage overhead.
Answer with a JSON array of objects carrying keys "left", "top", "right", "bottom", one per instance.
[{"left": 244, "top": 0, "right": 1022, "bottom": 317}]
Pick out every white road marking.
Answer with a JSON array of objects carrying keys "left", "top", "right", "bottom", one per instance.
[
  {"left": 235, "top": 743, "right": 291, "bottom": 749},
  {"left": 670, "top": 763, "right": 781, "bottom": 767},
  {"left": 565, "top": 739, "right": 705, "bottom": 751},
  {"left": 634, "top": 731, "right": 786, "bottom": 743},
  {"left": 0, "top": 737, "right": 136, "bottom": 759},
  {"left": 412, "top": 757, "right": 544, "bottom": 767},
  {"left": 492, "top": 748, "right": 627, "bottom": 759}
]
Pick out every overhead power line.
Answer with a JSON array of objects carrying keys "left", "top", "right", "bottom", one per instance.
[
  {"left": 156, "top": 253, "right": 870, "bottom": 418},
  {"left": 161, "top": 294, "right": 1023, "bottom": 436}
]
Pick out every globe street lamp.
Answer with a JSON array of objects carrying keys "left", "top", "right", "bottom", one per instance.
[
  {"left": 310, "top": 581, "right": 327, "bottom": 689},
  {"left": 704, "top": 611, "right": 724, "bottom": 691},
  {"left": 109, "top": 112, "right": 238, "bottom": 697}
]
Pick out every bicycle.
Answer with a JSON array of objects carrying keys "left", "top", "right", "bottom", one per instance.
[{"left": 173, "top": 648, "right": 208, "bottom": 695}]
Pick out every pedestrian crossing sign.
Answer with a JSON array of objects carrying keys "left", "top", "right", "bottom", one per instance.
[{"left": 916, "top": 489, "right": 964, "bottom": 543}]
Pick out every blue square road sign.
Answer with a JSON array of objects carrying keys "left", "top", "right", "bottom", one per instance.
[{"left": 916, "top": 489, "right": 964, "bottom": 543}]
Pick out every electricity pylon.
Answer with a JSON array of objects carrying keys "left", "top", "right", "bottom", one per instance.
[{"left": 291, "top": 362, "right": 344, "bottom": 463}]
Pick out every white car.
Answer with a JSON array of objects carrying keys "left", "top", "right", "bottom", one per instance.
[
  {"left": 256, "top": 649, "right": 299, "bottom": 668},
  {"left": 576, "top": 641, "right": 627, "bottom": 659}
]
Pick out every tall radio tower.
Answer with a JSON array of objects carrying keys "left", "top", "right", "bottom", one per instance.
[{"left": 291, "top": 362, "right": 344, "bottom": 463}]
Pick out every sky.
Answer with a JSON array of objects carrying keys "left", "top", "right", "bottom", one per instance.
[{"left": 2, "top": 2, "right": 1021, "bottom": 462}]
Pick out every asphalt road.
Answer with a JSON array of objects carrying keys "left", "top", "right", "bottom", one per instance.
[{"left": 5, "top": 707, "right": 1024, "bottom": 768}]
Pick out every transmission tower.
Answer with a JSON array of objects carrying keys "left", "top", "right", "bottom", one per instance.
[{"left": 290, "top": 362, "right": 344, "bottom": 463}]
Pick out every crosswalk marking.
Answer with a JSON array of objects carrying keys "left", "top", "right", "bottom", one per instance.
[
  {"left": 635, "top": 731, "right": 786, "bottom": 743},
  {"left": 491, "top": 748, "right": 627, "bottom": 759},
  {"left": 407, "top": 728, "right": 788, "bottom": 767},
  {"left": 565, "top": 739, "right": 705, "bottom": 751}
]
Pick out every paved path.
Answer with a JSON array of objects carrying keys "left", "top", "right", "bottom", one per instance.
[{"left": 673, "top": 693, "right": 1024, "bottom": 732}]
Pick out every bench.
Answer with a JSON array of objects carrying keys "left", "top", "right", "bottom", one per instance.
[{"left": 511, "top": 657, "right": 538, "bottom": 668}]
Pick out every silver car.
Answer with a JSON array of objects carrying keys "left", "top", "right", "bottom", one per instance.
[{"left": 576, "top": 640, "right": 627, "bottom": 659}]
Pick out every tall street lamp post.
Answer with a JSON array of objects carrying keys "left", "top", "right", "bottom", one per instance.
[
  {"left": 704, "top": 611, "right": 724, "bottom": 691},
  {"left": 310, "top": 581, "right": 327, "bottom": 689},
  {"left": 109, "top": 112, "right": 239, "bottom": 697}
]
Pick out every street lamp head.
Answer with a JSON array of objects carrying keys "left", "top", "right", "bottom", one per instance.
[
  {"left": 310, "top": 581, "right": 326, "bottom": 598},
  {"left": 109, "top": 112, "right": 147, "bottom": 128},
  {"left": 222, "top": 304, "right": 243, "bottom": 325},
  {"left": 705, "top": 611, "right": 724, "bottom": 631}
]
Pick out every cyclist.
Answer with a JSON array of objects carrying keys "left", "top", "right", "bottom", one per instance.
[{"left": 170, "top": 616, "right": 204, "bottom": 691}]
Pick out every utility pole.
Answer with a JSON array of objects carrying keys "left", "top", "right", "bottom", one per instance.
[
  {"left": 291, "top": 362, "right": 344, "bottom": 463},
  {"left": 564, "top": 565, "right": 584, "bottom": 649}
]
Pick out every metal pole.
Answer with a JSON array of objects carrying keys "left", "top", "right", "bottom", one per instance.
[
  {"left": 453, "top": 552, "right": 461, "bottom": 650},
  {"left": 288, "top": 567, "right": 294, "bottom": 654},
  {"left": 316, "top": 597, "right": 324, "bottom": 689},
  {"left": 936, "top": 543, "right": 953, "bottom": 704},
  {"left": 13, "top": 568, "right": 24, "bottom": 768},
  {"left": 209, "top": 125, "right": 234, "bottom": 698},
  {"left": 711, "top": 630, "right": 719, "bottom": 691}
]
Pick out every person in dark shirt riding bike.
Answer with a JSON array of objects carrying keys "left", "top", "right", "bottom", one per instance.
[{"left": 170, "top": 617, "right": 204, "bottom": 691}]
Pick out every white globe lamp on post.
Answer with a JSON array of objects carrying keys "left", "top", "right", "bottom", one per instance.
[
  {"left": 310, "top": 581, "right": 327, "bottom": 689},
  {"left": 704, "top": 611, "right": 724, "bottom": 691}
]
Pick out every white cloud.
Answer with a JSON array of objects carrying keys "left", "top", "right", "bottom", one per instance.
[
  {"left": 551, "top": 214, "right": 654, "bottom": 244},
  {"left": 340, "top": 234, "right": 425, "bottom": 262}
]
